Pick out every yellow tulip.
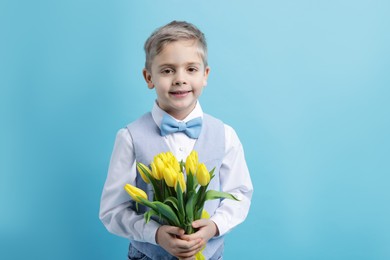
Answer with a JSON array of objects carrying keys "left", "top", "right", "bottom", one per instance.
[
  {"left": 124, "top": 184, "right": 148, "bottom": 202},
  {"left": 136, "top": 162, "right": 150, "bottom": 183},
  {"left": 150, "top": 162, "right": 161, "bottom": 180},
  {"left": 175, "top": 172, "right": 186, "bottom": 192},
  {"left": 171, "top": 157, "right": 181, "bottom": 173},
  {"left": 196, "top": 163, "right": 210, "bottom": 186},
  {"left": 163, "top": 166, "right": 178, "bottom": 187},
  {"left": 153, "top": 156, "right": 165, "bottom": 180},
  {"left": 190, "top": 150, "right": 199, "bottom": 164},
  {"left": 201, "top": 209, "right": 210, "bottom": 219},
  {"left": 172, "top": 158, "right": 180, "bottom": 172},
  {"left": 165, "top": 151, "right": 174, "bottom": 160},
  {"left": 150, "top": 162, "right": 157, "bottom": 179},
  {"left": 185, "top": 157, "right": 196, "bottom": 175},
  {"left": 185, "top": 150, "right": 199, "bottom": 175},
  {"left": 158, "top": 152, "right": 168, "bottom": 163},
  {"left": 165, "top": 152, "right": 180, "bottom": 173}
]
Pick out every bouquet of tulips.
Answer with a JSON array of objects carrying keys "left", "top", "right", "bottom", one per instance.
[{"left": 124, "top": 150, "right": 238, "bottom": 259}]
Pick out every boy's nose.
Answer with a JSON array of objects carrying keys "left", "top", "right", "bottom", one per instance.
[
  {"left": 173, "top": 71, "right": 187, "bottom": 86},
  {"left": 174, "top": 80, "right": 185, "bottom": 86}
]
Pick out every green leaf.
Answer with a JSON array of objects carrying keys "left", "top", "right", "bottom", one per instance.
[
  {"left": 209, "top": 167, "right": 216, "bottom": 180},
  {"left": 186, "top": 173, "right": 194, "bottom": 193},
  {"left": 195, "top": 207, "right": 203, "bottom": 220},
  {"left": 176, "top": 182, "right": 185, "bottom": 223},
  {"left": 185, "top": 191, "right": 195, "bottom": 224},
  {"left": 138, "top": 197, "right": 157, "bottom": 211},
  {"left": 179, "top": 160, "right": 185, "bottom": 172},
  {"left": 164, "top": 196, "right": 179, "bottom": 213},
  {"left": 205, "top": 190, "right": 239, "bottom": 201},
  {"left": 152, "top": 201, "right": 181, "bottom": 226},
  {"left": 144, "top": 209, "right": 159, "bottom": 223},
  {"left": 194, "top": 185, "right": 207, "bottom": 214},
  {"left": 137, "top": 163, "right": 163, "bottom": 202}
]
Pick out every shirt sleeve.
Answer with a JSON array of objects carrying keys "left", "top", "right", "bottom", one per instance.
[
  {"left": 210, "top": 125, "right": 254, "bottom": 236},
  {"left": 99, "top": 128, "right": 160, "bottom": 244}
]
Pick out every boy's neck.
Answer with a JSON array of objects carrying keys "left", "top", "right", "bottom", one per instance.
[
  {"left": 166, "top": 111, "right": 191, "bottom": 121},
  {"left": 157, "top": 102, "right": 197, "bottom": 121}
]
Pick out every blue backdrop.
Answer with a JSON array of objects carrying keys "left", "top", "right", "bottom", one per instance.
[{"left": 1, "top": 0, "right": 389, "bottom": 259}]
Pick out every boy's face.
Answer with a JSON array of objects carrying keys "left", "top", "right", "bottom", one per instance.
[{"left": 143, "top": 40, "right": 210, "bottom": 120}]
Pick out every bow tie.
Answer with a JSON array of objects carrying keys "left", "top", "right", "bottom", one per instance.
[{"left": 160, "top": 114, "right": 202, "bottom": 139}]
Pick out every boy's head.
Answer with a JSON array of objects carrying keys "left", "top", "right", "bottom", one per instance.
[
  {"left": 142, "top": 21, "right": 210, "bottom": 120},
  {"left": 144, "top": 21, "right": 208, "bottom": 72}
]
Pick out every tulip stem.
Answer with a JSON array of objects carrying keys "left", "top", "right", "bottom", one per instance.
[{"left": 185, "top": 224, "right": 194, "bottom": 234}]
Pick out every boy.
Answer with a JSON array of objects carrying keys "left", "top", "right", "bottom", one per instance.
[{"left": 99, "top": 21, "right": 253, "bottom": 260}]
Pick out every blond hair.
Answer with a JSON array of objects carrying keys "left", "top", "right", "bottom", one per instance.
[{"left": 144, "top": 21, "right": 208, "bottom": 71}]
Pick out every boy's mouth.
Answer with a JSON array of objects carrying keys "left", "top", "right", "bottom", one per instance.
[{"left": 169, "top": 90, "right": 192, "bottom": 97}]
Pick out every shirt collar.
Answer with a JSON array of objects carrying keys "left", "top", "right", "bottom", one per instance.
[{"left": 152, "top": 101, "right": 204, "bottom": 129}]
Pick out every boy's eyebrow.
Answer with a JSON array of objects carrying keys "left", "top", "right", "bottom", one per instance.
[
  {"left": 157, "top": 62, "right": 202, "bottom": 68},
  {"left": 157, "top": 63, "right": 175, "bottom": 68},
  {"left": 187, "top": 62, "right": 202, "bottom": 66}
]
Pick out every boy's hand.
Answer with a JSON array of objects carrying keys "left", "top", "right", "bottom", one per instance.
[
  {"left": 180, "top": 219, "right": 219, "bottom": 250},
  {"left": 156, "top": 225, "right": 203, "bottom": 259}
]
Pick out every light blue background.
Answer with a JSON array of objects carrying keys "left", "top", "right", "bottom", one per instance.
[{"left": 1, "top": 0, "right": 389, "bottom": 259}]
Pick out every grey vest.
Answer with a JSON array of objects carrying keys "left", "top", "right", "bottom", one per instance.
[{"left": 126, "top": 112, "right": 225, "bottom": 260}]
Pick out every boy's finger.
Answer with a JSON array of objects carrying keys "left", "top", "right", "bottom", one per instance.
[
  {"left": 191, "top": 219, "right": 207, "bottom": 228},
  {"left": 177, "top": 246, "right": 203, "bottom": 259},
  {"left": 180, "top": 233, "right": 199, "bottom": 241},
  {"left": 166, "top": 226, "right": 185, "bottom": 236},
  {"left": 177, "top": 238, "right": 202, "bottom": 250}
]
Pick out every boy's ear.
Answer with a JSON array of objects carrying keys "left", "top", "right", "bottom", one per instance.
[
  {"left": 203, "top": 66, "right": 210, "bottom": 87},
  {"left": 143, "top": 68, "right": 154, "bottom": 89}
]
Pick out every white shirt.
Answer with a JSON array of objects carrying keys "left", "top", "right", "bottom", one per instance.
[{"left": 99, "top": 102, "right": 253, "bottom": 244}]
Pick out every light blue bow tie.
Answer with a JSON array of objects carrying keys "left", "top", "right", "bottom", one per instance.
[{"left": 160, "top": 114, "right": 202, "bottom": 139}]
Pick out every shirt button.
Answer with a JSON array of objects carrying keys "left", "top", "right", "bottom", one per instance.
[{"left": 179, "top": 147, "right": 184, "bottom": 152}]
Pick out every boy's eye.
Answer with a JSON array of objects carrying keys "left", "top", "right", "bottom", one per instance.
[
  {"left": 161, "top": 68, "right": 174, "bottom": 74},
  {"left": 187, "top": 67, "right": 198, "bottom": 73}
]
